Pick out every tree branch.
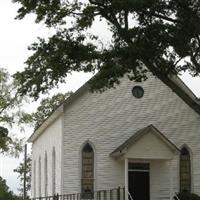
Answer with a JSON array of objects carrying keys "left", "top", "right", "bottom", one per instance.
[
  {"left": 98, "top": 6, "right": 133, "bottom": 45},
  {"left": 190, "top": 54, "right": 200, "bottom": 73},
  {"left": 124, "top": 11, "right": 129, "bottom": 30},
  {"left": 0, "top": 93, "right": 19, "bottom": 115},
  {"left": 142, "top": 11, "right": 181, "bottom": 23}
]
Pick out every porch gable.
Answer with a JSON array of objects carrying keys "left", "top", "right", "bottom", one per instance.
[{"left": 110, "top": 125, "right": 179, "bottom": 160}]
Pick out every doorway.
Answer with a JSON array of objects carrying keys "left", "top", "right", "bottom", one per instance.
[{"left": 128, "top": 163, "right": 150, "bottom": 200}]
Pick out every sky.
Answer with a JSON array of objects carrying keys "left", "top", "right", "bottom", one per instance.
[
  {"left": 0, "top": 0, "right": 200, "bottom": 195},
  {"left": 0, "top": 0, "right": 93, "bottom": 194}
]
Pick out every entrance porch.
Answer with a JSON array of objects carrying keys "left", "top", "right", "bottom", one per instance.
[{"left": 111, "top": 125, "right": 180, "bottom": 200}]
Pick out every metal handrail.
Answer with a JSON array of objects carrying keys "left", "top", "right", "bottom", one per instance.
[
  {"left": 126, "top": 189, "right": 134, "bottom": 200},
  {"left": 31, "top": 187, "right": 125, "bottom": 200},
  {"left": 128, "top": 192, "right": 134, "bottom": 200},
  {"left": 174, "top": 193, "right": 180, "bottom": 200}
]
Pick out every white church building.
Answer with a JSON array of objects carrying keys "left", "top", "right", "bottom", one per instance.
[{"left": 28, "top": 75, "right": 200, "bottom": 200}]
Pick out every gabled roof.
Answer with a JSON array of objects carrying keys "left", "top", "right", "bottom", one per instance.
[
  {"left": 167, "top": 75, "right": 200, "bottom": 114},
  {"left": 28, "top": 74, "right": 200, "bottom": 143},
  {"left": 27, "top": 83, "right": 89, "bottom": 142},
  {"left": 110, "top": 124, "right": 179, "bottom": 157},
  {"left": 27, "top": 105, "right": 64, "bottom": 142}
]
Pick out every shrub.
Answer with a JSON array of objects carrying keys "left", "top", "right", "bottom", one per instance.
[{"left": 177, "top": 192, "right": 200, "bottom": 200}]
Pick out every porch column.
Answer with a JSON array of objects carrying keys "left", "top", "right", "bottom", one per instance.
[
  {"left": 169, "top": 160, "right": 174, "bottom": 200},
  {"left": 125, "top": 158, "right": 128, "bottom": 200}
]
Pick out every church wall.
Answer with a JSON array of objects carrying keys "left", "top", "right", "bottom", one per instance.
[
  {"left": 31, "top": 115, "right": 63, "bottom": 198},
  {"left": 62, "top": 75, "right": 200, "bottom": 199}
]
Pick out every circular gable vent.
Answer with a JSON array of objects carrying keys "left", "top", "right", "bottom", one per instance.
[{"left": 132, "top": 86, "right": 144, "bottom": 98}]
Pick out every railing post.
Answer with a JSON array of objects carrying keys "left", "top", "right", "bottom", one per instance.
[
  {"left": 97, "top": 191, "right": 99, "bottom": 200},
  {"left": 103, "top": 190, "right": 107, "bottom": 200},
  {"left": 125, "top": 158, "right": 128, "bottom": 200},
  {"left": 117, "top": 187, "right": 120, "bottom": 200},
  {"left": 123, "top": 187, "right": 125, "bottom": 200},
  {"left": 110, "top": 190, "right": 113, "bottom": 200},
  {"left": 32, "top": 188, "right": 129, "bottom": 200}
]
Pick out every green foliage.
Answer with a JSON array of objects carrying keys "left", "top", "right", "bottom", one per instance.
[
  {"left": 14, "top": 92, "right": 72, "bottom": 194},
  {"left": 0, "top": 68, "right": 29, "bottom": 156},
  {"left": 13, "top": 0, "right": 200, "bottom": 99},
  {"left": 178, "top": 192, "right": 200, "bottom": 200},
  {"left": 31, "top": 92, "right": 72, "bottom": 129},
  {"left": 0, "top": 176, "right": 23, "bottom": 200},
  {"left": 14, "top": 155, "right": 31, "bottom": 195}
]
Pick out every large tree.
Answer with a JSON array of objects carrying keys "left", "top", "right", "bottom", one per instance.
[
  {"left": 13, "top": 0, "right": 200, "bottom": 109},
  {"left": 0, "top": 68, "right": 28, "bottom": 156}
]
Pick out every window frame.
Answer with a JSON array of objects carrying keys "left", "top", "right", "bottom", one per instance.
[
  {"left": 81, "top": 142, "right": 95, "bottom": 199},
  {"left": 52, "top": 147, "right": 56, "bottom": 195},
  {"left": 44, "top": 151, "right": 48, "bottom": 196},
  {"left": 33, "top": 160, "right": 36, "bottom": 198},
  {"left": 38, "top": 156, "right": 41, "bottom": 197},
  {"left": 180, "top": 146, "right": 192, "bottom": 193}
]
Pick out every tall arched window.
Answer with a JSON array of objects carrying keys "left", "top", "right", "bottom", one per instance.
[
  {"left": 52, "top": 147, "right": 56, "bottom": 195},
  {"left": 38, "top": 157, "right": 41, "bottom": 197},
  {"left": 33, "top": 160, "right": 36, "bottom": 198},
  {"left": 180, "top": 146, "right": 191, "bottom": 192},
  {"left": 81, "top": 143, "right": 94, "bottom": 199},
  {"left": 44, "top": 152, "right": 48, "bottom": 196}
]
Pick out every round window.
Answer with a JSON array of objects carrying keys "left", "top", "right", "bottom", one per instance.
[{"left": 132, "top": 86, "right": 144, "bottom": 98}]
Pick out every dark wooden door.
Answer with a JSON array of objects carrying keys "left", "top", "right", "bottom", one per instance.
[{"left": 128, "top": 171, "right": 150, "bottom": 200}]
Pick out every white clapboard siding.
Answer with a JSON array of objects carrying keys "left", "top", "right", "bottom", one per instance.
[
  {"left": 62, "top": 76, "right": 200, "bottom": 199},
  {"left": 31, "top": 75, "right": 200, "bottom": 200},
  {"left": 31, "top": 115, "right": 63, "bottom": 197}
]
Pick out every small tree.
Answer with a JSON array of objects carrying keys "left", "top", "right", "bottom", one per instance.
[
  {"left": 0, "top": 68, "right": 30, "bottom": 156},
  {"left": 14, "top": 155, "right": 31, "bottom": 196},
  {"left": 0, "top": 176, "right": 23, "bottom": 200},
  {"left": 32, "top": 92, "right": 72, "bottom": 129},
  {"left": 14, "top": 92, "right": 72, "bottom": 194},
  {"left": 177, "top": 192, "right": 200, "bottom": 200}
]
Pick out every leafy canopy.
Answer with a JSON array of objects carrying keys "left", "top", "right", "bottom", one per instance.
[
  {"left": 0, "top": 68, "right": 28, "bottom": 156},
  {"left": 13, "top": 0, "right": 200, "bottom": 99}
]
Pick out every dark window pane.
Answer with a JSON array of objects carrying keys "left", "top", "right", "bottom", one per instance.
[
  {"left": 180, "top": 147, "right": 191, "bottom": 192},
  {"left": 83, "top": 143, "right": 93, "bottom": 152},
  {"left": 128, "top": 163, "right": 149, "bottom": 170},
  {"left": 82, "top": 143, "right": 94, "bottom": 199},
  {"left": 181, "top": 147, "right": 190, "bottom": 156}
]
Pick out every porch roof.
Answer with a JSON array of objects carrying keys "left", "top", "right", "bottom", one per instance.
[{"left": 110, "top": 125, "right": 180, "bottom": 159}]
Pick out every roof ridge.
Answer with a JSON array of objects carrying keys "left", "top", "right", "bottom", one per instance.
[
  {"left": 28, "top": 74, "right": 200, "bottom": 143},
  {"left": 110, "top": 124, "right": 179, "bottom": 157}
]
